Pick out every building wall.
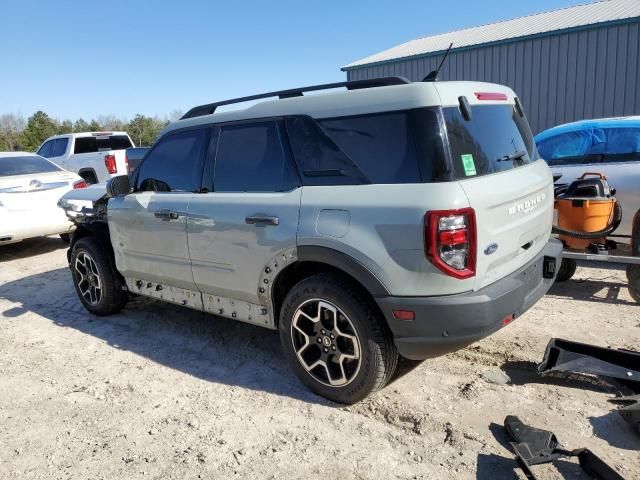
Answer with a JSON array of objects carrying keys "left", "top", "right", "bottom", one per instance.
[{"left": 345, "top": 21, "right": 640, "bottom": 134}]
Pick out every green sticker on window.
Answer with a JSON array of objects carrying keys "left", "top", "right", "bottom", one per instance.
[{"left": 461, "top": 154, "right": 477, "bottom": 176}]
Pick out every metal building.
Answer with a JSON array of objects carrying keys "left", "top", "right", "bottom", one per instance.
[{"left": 342, "top": 0, "right": 640, "bottom": 134}]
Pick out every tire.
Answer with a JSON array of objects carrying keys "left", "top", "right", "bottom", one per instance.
[
  {"left": 627, "top": 265, "right": 640, "bottom": 303},
  {"left": 279, "top": 273, "right": 398, "bottom": 404},
  {"left": 70, "top": 237, "right": 128, "bottom": 315},
  {"left": 59, "top": 233, "right": 71, "bottom": 243},
  {"left": 555, "top": 258, "right": 577, "bottom": 282}
]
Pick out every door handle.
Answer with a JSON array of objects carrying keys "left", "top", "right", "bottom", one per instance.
[
  {"left": 154, "top": 209, "right": 180, "bottom": 220},
  {"left": 245, "top": 215, "right": 279, "bottom": 226}
]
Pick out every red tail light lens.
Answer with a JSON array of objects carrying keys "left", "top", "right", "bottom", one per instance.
[
  {"left": 125, "top": 155, "right": 130, "bottom": 174},
  {"left": 104, "top": 154, "right": 117, "bottom": 174},
  {"left": 73, "top": 179, "right": 88, "bottom": 189},
  {"left": 474, "top": 92, "right": 508, "bottom": 101},
  {"left": 425, "top": 208, "right": 476, "bottom": 279}
]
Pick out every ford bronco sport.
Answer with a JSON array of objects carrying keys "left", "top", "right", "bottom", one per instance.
[{"left": 59, "top": 77, "right": 562, "bottom": 404}]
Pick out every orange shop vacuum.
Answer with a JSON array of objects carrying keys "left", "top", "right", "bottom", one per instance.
[{"left": 553, "top": 173, "right": 622, "bottom": 251}]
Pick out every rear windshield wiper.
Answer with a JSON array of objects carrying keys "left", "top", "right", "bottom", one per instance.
[{"left": 497, "top": 150, "right": 529, "bottom": 162}]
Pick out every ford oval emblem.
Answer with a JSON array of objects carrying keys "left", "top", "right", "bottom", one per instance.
[{"left": 484, "top": 243, "right": 499, "bottom": 255}]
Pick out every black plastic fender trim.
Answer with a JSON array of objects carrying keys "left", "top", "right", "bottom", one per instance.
[{"left": 296, "top": 246, "right": 390, "bottom": 297}]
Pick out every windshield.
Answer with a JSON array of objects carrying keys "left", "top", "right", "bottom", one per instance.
[
  {"left": 537, "top": 127, "right": 640, "bottom": 165},
  {"left": 443, "top": 104, "right": 538, "bottom": 179},
  {"left": 0, "top": 155, "right": 62, "bottom": 177}
]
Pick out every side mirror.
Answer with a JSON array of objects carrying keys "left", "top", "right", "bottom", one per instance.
[{"left": 106, "top": 175, "right": 131, "bottom": 198}]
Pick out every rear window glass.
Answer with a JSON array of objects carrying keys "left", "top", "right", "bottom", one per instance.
[
  {"left": 537, "top": 127, "right": 640, "bottom": 165},
  {"left": 74, "top": 135, "right": 133, "bottom": 154},
  {"left": 444, "top": 105, "right": 537, "bottom": 179},
  {"left": 0, "top": 155, "right": 62, "bottom": 177}
]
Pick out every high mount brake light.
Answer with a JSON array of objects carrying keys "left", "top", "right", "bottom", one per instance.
[
  {"left": 104, "top": 154, "right": 117, "bottom": 174},
  {"left": 425, "top": 208, "right": 476, "bottom": 279},
  {"left": 474, "top": 92, "right": 508, "bottom": 101}
]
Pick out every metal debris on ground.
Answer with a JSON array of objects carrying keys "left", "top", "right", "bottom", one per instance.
[
  {"left": 538, "top": 338, "right": 640, "bottom": 392},
  {"left": 503, "top": 415, "right": 625, "bottom": 480}
]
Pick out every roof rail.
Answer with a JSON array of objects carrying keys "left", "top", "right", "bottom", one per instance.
[{"left": 180, "top": 76, "right": 412, "bottom": 120}]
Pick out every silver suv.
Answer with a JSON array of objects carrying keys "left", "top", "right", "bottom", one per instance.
[{"left": 60, "top": 77, "right": 562, "bottom": 403}]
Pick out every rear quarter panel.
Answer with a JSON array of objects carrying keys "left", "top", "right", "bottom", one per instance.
[{"left": 298, "top": 183, "right": 474, "bottom": 296}]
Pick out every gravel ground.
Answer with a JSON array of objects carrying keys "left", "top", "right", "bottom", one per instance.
[{"left": 1, "top": 237, "right": 639, "bottom": 479}]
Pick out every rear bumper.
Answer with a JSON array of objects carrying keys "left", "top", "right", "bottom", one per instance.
[
  {"left": 376, "top": 238, "right": 563, "bottom": 360},
  {"left": 0, "top": 209, "right": 74, "bottom": 244}
]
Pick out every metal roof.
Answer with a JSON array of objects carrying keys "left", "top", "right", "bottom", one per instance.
[{"left": 343, "top": 0, "right": 640, "bottom": 70}]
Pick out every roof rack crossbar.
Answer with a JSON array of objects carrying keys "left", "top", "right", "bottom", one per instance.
[{"left": 180, "top": 76, "right": 411, "bottom": 120}]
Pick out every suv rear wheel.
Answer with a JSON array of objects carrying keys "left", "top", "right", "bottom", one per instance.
[
  {"left": 70, "top": 237, "right": 128, "bottom": 315},
  {"left": 279, "top": 273, "right": 397, "bottom": 404},
  {"left": 627, "top": 265, "right": 640, "bottom": 303},
  {"left": 555, "top": 258, "right": 577, "bottom": 282}
]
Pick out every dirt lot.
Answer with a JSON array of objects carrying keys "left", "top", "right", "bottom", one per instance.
[{"left": 1, "top": 237, "right": 639, "bottom": 479}]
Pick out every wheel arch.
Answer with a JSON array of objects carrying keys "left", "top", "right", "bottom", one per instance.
[
  {"left": 68, "top": 222, "right": 114, "bottom": 264},
  {"left": 270, "top": 246, "right": 390, "bottom": 327}
]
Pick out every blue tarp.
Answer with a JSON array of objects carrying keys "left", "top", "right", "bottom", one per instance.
[{"left": 535, "top": 119, "right": 640, "bottom": 161}]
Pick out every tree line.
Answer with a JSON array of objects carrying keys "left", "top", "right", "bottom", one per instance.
[{"left": 0, "top": 110, "right": 183, "bottom": 152}]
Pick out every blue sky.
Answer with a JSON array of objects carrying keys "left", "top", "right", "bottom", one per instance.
[{"left": 1, "top": 0, "right": 584, "bottom": 121}]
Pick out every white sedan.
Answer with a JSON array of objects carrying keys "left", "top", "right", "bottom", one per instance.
[{"left": 0, "top": 152, "right": 87, "bottom": 245}]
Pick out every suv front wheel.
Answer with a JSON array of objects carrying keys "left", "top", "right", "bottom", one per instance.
[
  {"left": 279, "top": 273, "right": 398, "bottom": 404},
  {"left": 70, "top": 237, "right": 128, "bottom": 315}
]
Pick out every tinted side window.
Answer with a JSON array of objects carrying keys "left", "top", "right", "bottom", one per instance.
[
  {"left": 136, "top": 128, "right": 208, "bottom": 192},
  {"left": 214, "top": 121, "right": 294, "bottom": 192},
  {"left": 319, "top": 112, "right": 421, "bottom": 184},
  {"left": 285, "top": 116, "right": 368, "bottom": 186},
  {"left": 53, "top": 138, "right": 69, "bottom": 157},
  {"left": 37, "top": 140, "right": 54, "bottom": 158}
]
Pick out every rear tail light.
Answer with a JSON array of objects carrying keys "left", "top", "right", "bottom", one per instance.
[
  {"left": 474, "top": 92, "right": 508, "bottom": 101},
  {"left": 425, "top": 208, "right": 476, "bottom": 279},
  {"left": 73, "top": 179, "right": 88, "bottom": 189},
  {"left": 125, "top": 155, "right": 130, "bottom": 174},
  {"left": 104, "top": 154, "right": 117, "bottom": 174}
]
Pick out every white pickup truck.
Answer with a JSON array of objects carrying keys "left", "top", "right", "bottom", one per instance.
[{"left": 36, "top": 132, "right": 135, "bottom": 184}]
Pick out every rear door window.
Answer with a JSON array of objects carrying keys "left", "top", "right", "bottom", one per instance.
[
  {"left": 74, "top": 135, "right": 133, "bottom": 154},
  {"left": 37, "top": 140, "right": 55, "bottom": 158},
  {"left": 444, "top": 105, "right": 538, "bottom": 179},
  {"left": 213, "top": 121, "right": 295, "bottom": 192},
  {"left": 53, "top": 138, "right": 69, "bottom": 157},
  {"left": 136, "top": 128, "right": 209, "bottom": 192}
]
